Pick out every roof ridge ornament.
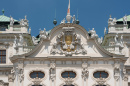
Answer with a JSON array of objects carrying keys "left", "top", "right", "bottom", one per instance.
[{"left": 2, "top": 9, "right": 4, "bottom": 15}]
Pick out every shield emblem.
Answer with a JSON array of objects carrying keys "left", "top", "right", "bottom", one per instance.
[{"left": 65, "top": 35, "right": 72, "bottom": 45}]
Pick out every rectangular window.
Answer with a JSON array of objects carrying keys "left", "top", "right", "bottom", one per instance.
[{"left": 0, "top": 50, "right": 6, "bottom": 63}]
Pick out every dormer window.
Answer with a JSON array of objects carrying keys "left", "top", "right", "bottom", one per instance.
[{"left": 0, "top": 50, "right": 6, "bottom": 63}]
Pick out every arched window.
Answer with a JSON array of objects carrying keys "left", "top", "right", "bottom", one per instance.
[
  {"left": 93, "top": 71, "right": 108, "bottom": 78},
  {"left": 30, "top": 71, "right": 45, "bottom": 79},
  {"left": 61, "top": 71, "right": 76, "bottom": 78}
]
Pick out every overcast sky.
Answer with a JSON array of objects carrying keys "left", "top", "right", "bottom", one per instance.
[{"left": 0, "top": 0, "right": 130, "bottom": 37}]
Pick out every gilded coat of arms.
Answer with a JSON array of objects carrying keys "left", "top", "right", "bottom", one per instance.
[{"left": 51, "top": 27, "right": 87, "bottom": 56}]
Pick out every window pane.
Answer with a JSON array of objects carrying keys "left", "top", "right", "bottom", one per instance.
[
  {"left": 101, "top": 72, "right": 108, "bottom": 78},
  {"left": 94, "top": 72, "right": 100, "bottom": 78},
  {"left": 30, "top": 72, "right": 37, "bottom": 78},
  {"left": 2, "top": 56, "right": 6, "bottom": 63},
  {"left": 38, "top": 72, "right": 45, "bottom": 78},
  {"left": 2, "top": 51, "right": 6, "bottom": 55},
  {"left": 69, "top": 72, "right": 76, "bottom": 78},
  {"left": 62, "top": 72, "right": 69, "bottom": 78}
]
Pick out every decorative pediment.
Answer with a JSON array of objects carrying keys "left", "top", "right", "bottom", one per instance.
[{"left": 50, "top": 27, "right": 87, "bottom": 56}]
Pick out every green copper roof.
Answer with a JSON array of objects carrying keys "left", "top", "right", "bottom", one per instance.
[
  {"left": 117, "top": 15, "right": 130, "bottom": 21},
  {"left": 0, "top": 15, "right": 18, "bottom": 22}
]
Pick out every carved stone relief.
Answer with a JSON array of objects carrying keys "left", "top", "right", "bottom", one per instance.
[
  {"left": 51, "top": 27, "right": 87, "bottom": 56},
  {"left": 50, "top": 61, "right": 56, "bottom": 81},
  {"left": 82, "top": 63, "right": 89, "bottom": 80},
  {"left": 114, "top": 64, "right": 120, "bottom": 81}
]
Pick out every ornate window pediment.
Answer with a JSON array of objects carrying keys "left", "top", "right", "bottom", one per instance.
[{"left": 51, "top": 27, "right": 87, "bottom": 56}]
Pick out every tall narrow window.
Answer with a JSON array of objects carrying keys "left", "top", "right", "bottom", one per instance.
[{"left": 0, "top": 50, "right": 6, "bottom": 63}]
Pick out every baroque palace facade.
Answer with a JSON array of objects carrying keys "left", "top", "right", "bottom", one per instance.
[{"left": 0, "top": 1, "right": 130, "bottom": 86}]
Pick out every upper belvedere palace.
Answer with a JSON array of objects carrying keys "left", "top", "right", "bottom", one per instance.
[{"left": 0, "top": 0, "right": 130, "bottom": 86}]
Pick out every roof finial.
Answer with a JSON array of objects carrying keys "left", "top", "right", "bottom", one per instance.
[
  {"left": 53, "top": 9, "right": 57, "bottom": 26},
  {"left": 66, "top": 0, "right": 71, "bottom": 23},
  {"left": 77, "top": 9, "right": 78, "bottom": 19},
  {"left": 76, "top": 9, "right": 80, "bottom": 24},
  {"left": 2, "top": 9, "right": 4, "bottom": 15},
  {"left": 67, "top": 0, "right": 70, "bottom": 15},
  {"left": 55, "top": 9, "right": 56, "bottom": 19}
]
